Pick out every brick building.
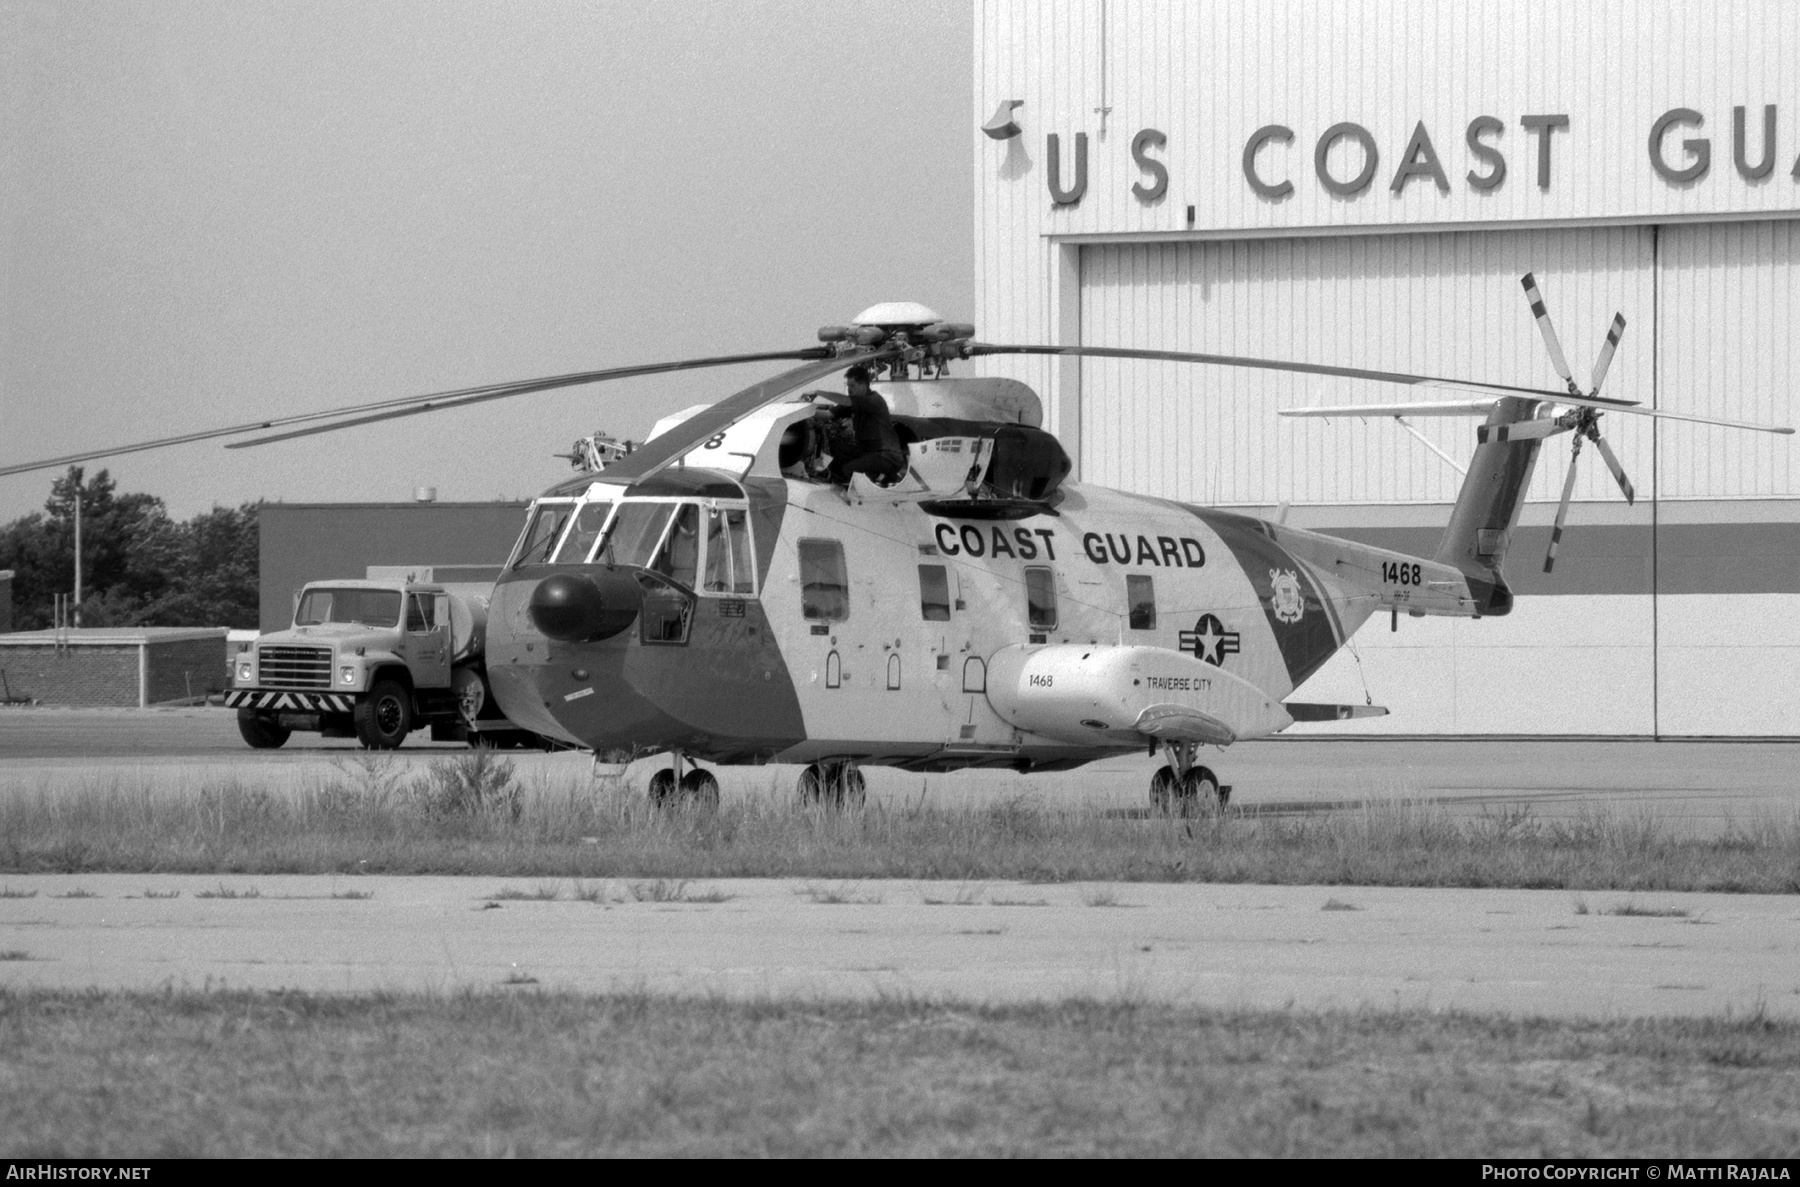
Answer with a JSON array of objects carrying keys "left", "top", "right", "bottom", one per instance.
[{"left": 0, "top": 628, "right": 229, "bottom": 707}]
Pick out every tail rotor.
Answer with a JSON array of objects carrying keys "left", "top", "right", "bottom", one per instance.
[{"left": 1519, "top": 274, "right": 1635, "bottom": 573}]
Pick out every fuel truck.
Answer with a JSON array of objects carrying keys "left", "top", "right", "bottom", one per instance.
[{"left": 225, "top": 566, "right": 537, "bottom": 750}]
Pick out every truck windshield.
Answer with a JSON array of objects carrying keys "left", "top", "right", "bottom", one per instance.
[{"left": 295, "top": 588, "right": 402, "bottom": 627}]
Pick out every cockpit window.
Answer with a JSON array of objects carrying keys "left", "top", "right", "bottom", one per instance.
[
  {"left": 512, "top": 501, "right": 574, "bottom": 568},
  {"left": 553, "top": 499, "right": 613, "bottom": 563},
  {"left": 650, "top": 504, "right": 701, "bottom": 588},
  {"left": 601, "top": 503, "right": 676, "bottom": 568}
]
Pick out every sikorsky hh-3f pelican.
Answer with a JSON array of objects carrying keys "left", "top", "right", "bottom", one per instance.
[{"left": 6, "top": 279, "right": 1790, "bottom": 809}]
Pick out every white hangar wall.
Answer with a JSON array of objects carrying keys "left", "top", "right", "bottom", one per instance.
[{"left": 972, "top": 0, "right": 1800, "bottom": 735}]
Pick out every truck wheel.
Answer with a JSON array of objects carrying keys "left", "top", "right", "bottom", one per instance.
[
  {"left": 236, "top": 709, "right": 290, "bottom": 750},
  {"left": 354, "top": 680, "right": 412, "bottom": 750}
]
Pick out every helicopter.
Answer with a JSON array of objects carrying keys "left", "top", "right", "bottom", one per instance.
[{"left": 4, "top": 281, "right": 1790, "bottom": 810}]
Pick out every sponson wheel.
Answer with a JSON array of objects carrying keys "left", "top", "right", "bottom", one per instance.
[
  {"left": 1178, "top": 766, "right": 1224, "bottom": 814},
  {"left": 1148, "top": 766, "right": 1177, "bottom": 812}
]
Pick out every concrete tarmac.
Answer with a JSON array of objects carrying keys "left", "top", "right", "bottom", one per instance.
[{"left": 1, "top": 874, "right": 1796, "bottom": 1018}]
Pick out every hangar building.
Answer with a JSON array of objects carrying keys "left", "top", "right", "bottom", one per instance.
[{"left": 972, "top": 0, "right": 1800, "bottom": 736}]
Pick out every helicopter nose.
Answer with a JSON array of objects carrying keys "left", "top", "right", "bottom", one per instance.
[{"left": 527, "top": 569, "right": 643, "bottom": 642}]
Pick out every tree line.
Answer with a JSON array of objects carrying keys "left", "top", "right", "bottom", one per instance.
[{"left": 0, "top": 467, "right": 259, "bottom": 631}]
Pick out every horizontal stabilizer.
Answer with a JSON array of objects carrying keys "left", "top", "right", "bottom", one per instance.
[
  {"left": 1476, "top": 419, "right": 1569, "bottom": 444},
  {"left": 1284, "top": 703, "right": 1390, "bottom": 722}
]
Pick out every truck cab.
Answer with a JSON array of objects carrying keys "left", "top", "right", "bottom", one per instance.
[{"left": 226, "top": 570, "right": 531, "bottom": 750}]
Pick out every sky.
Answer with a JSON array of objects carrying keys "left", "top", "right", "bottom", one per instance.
[{"left": 0, "top": 0, "right": 974, "bottom": 523}]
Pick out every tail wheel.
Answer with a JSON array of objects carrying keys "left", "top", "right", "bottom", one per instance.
[
  {"left": 353, "top": 680, "right": 412, "bottom": 750},
  {"left": 678, "top": 769, "right": 720, "bottom": 809},
  {"left": 236, "top": 709, "right": 290, "bottom": 750}
]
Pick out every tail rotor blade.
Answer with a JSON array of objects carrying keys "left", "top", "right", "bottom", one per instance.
[
  {"left": 1544, "top": 435, "right": 1585, "bottom": 574},
  {"left": 1588, "top": 429, "right": 1636, "bottom": 504},
  {"left": 1590, "top": 313, "right": 1627, "bottom": 395},
  {"left": 1521, "top": 273, "right": 1577, "bottom": 391}
]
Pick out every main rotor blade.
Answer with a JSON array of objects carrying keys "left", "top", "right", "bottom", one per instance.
[
  {"left": 979, "top": 344, "right": 1793, "bottom": 435},
  {"left": 595, "top": 349, "right": 896, "bottom": 486},
  {"left": 225, "top": 349, "right": 831, "bottom": 449},
  {"left": 1544, "top": 435, "right": 1585, "bottom": 574},
  {"left": 1590, "top": 313, "right": 1626, "bottom": 395},
  {"left": 1521, "top": 272, "right": 1577, "bottom": 389},
  {"left": 0, "top": 350, "right": 827, "bottom": 477},
  {"left": 1588, "top": 429, "right": 1636, "bottom": 504},
  {"left": 1280, "top": 399, "right": 1499, "bottom": 418}
]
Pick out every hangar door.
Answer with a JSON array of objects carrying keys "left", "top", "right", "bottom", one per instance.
[
  {"left": 1076, "top": 229, "right": 1667, "bottom": 734},
  {"left": 1076, "top": 227, "right": 1657, "bottom": 509}
]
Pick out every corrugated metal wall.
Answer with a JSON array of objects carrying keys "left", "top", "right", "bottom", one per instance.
[
  {"left": 1658, "top": 221, "right": 1800, "bottom": 498},
  {"left": 1077, "top": 228, "right": 1656, "bottom": 507}
]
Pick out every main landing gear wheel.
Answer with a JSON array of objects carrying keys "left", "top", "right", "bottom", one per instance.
[
  {"left": 798, "top": 761, "right": 865, "bottom": 808},
  {"left": 353, "top": 680, "right": 412, "bottom": 750},
  {"left": 650, "top": 764, "right": 720, "bottom": 809},
  {"left": 236, "top": 709, "right": 290, "bottom": 750}
]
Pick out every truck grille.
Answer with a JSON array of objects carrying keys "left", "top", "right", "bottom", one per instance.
[{"left": 257, "top": 645, "right": 333, "bottom": 689}]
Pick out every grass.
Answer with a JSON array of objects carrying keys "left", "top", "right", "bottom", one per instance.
[
  {"left": 0, "top": 756, "right": 1796, "bottom": 893},
  {"left": 193, "top": 885, "right": 259, "bottom": 900},
  {"left": 1603, "top": 902, "right": 1691, "bottom": 918},
  {"left": 0, "top": 988, "right": 1796, "bottom": 1157}
]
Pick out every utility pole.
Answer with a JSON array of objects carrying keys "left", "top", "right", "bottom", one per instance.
[{"left": 72, "top": 487, "right": 82, "bottom": 628}]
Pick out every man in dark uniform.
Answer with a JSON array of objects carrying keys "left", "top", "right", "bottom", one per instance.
[{"left": 825, "top": 364, "right": 907, "bottom": 486}]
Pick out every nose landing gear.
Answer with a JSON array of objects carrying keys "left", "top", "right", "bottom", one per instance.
[
  {"left": 648, "top": 753, "right": 720, "bottom": 809},
  {"left": 1150, "top": 742, "right": 1230, "bottom": 815},
  {"left": 798, "top": 760, "right": 866, "bottom": 808}
]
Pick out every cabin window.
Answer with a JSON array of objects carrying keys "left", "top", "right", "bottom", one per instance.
[
  {"left": 917, "top": 564, "right": 951, "bottom": 621},
  {"left": 651, "top": 504, "right": 700, "bottom": 588},
  {"left": 1127, "top": 574, "right": 1156, "bottom": 630},
  {"left": 799, "top": 538, "right": 849, "bottom": 621},
  {"left": 1024, "top": 566, "right": 1057, "bottom": 630},
  {"left": 511, "top": 501, "right": 574, "bottom": 568},
  {"left": 553, "top": 499, "right": 613, "bottom": 563},
  {"left": 704, "top": 507, "right": 755, "bottom": 593},
  {"left": 405, "top": 593, "right": 432, "bottom": 632}
]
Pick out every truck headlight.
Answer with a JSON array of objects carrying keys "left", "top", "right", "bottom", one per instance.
[
  {"left": 339, "top": 666, "right": 357, "bottom": 685},
  {"left": 237, "top": 662, "right": 254, "bottom": 682}
]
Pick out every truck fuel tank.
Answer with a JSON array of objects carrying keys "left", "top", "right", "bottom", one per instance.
[{"left": 984, "top": 644, "right": 1293, "bottom": 747}]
